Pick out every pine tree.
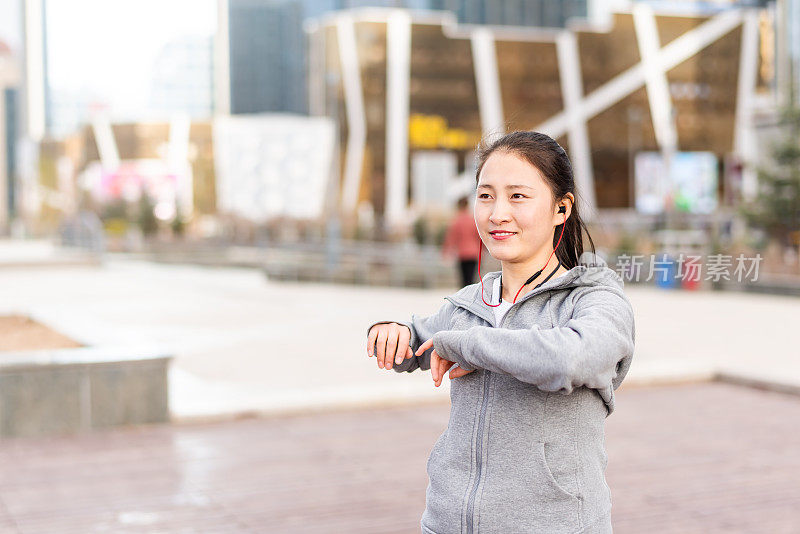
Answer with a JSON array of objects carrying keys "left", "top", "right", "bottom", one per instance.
[{"left": 740, "top": 107, "right": 800, "bottom": 250}]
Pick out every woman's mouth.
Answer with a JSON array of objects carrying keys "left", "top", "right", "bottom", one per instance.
[{"left": 489, "top": 231, "right": 517, "bottom": 241}]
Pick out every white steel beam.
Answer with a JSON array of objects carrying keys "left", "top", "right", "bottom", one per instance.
[
  {"left": 336, "top": 15, "right": 367, "bottom": 215},
  {"left": 471, "top": 28, "right": 505, "bottom": 140},
  {"left": 384, "top": 10, "right": 411, "bottom": 227},
  {"left": 536, "top": 10, "right": 744, "bottom": 140},
  {"left": 735, "top": 9, "right": 760, "bottom": 201},
  {"left": 24, "top": 0, "right": 46, "bottom": 141},
  {"left": 555, "top": 30, "right": 597, "bottom": 218},
  {"left": 633, "top": 3, "right": 677, "bottom": 156}
]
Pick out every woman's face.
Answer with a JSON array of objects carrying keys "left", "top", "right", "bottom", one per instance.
[{"left": 474, "top": 150, "right": 561, "bottom": 264}]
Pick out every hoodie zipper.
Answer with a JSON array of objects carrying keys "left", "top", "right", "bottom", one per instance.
[
  {"left": 466, "top": 367, "right": 490, "bottom": 534},
  {"left": 453, "top": 274, "right": 579, "bottom": 534},
  {"left": 447, "top": 266, "right": 613, "bottom": 532},
  {"left": 461, "top": 287, "right": 532, "bottom": 534}
]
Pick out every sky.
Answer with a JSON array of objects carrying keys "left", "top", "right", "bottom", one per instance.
[
  {"left": 0, "top": 0, "right": 22, "bottom": 53},
  {"left": 0, "top": 0, "right": 217, "bottom": 131},
  {"left": 46, "top": 0, "right": 216, "bottom": 121}
]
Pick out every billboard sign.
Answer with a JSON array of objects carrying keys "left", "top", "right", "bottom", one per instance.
[
  {"left": 213, "top": 115, "right": 336, "bottom": 222},
  {"left": 635, "top": 151, "right": 718, "bottom": 214}
]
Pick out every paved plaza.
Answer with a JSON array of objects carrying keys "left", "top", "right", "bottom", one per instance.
[
  {"left": 0, "top": 382, "right": 798, "bottom": 533},
  {"left": 1, "top": 241, "right": 799, "bottom": 533},
  {"left": 0, "top": 246, "right": 798, "bottom": 421}
]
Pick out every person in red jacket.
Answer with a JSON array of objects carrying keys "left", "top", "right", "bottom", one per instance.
[{"left": 442, "top": 196, "right": 483, "bottom": 287}]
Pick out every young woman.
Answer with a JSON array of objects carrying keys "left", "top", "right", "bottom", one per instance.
[{"left": 366, "top": 131, "right": 636, "bottom": 534}]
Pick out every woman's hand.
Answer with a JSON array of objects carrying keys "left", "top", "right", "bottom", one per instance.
[
  {"left": 416, "top": 338, "right": 474, "bottom": 387},
  {"left": 367, "top": 323, "right": 413, "bottom": 370}
]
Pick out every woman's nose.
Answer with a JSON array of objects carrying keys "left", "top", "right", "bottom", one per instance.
[{"left": 488, "top": 202, "right": 512, "bottom": 223}]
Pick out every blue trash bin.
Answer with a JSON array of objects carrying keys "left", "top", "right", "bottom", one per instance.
[{"left": 653, "top": 254, "right": 679, "bottom": 289}]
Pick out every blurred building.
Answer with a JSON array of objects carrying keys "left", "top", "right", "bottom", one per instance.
[
  {"left": 224, "top": 0, "right": 308, "bottom": 114},
  {"left": 213, "top": 114, "right": 336, "bottom": 222},
  {"left": 776, "top": 0, "right": 800, "bottom": 105},
  {"left": 308, "top": 4, "right": 774, "bottom": 228},
  {"left": 22, "top": 0, "right": 218, "bottom": 139},
  {"left": 793, "top": 0, "right": 800, "bottom": 103},
  {"left": 23, "top": 0, "right": 109, "bottom": 138},
  {"left": 637, "top": 0, "right": 793, "bottom": 99},
  {"left": 149, "top": 36, "right": 215, "bottom": 119},
  {"left": 220, "top": 0, "right": 591, "bottom": 116},
  {"left": 25, "top": 120, "right": 217, "bottom": 233},
  {"left": 22, "top": 0, "right": 48, "bottom": 141},
  {"left": 447, "top": 0, "right": 587, "bottom": 26},
  {"left": 0, "top": 39, "right": 21, "bottom": 234}
]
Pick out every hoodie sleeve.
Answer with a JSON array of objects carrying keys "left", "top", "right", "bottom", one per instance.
[
  {"left": 366, "top": 299, "right": 458, "bottom": 373},
  {"left": 431, "top": 285, "right": 635, "bottom": 394}
]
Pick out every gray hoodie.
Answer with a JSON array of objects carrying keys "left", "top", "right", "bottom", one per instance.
[{"left": 367, "top": 253, "right": 635, "bottom": 533}]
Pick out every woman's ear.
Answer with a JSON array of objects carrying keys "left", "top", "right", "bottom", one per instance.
[{"left": 558, "top": 194, "right": 575, "bottom": 218}]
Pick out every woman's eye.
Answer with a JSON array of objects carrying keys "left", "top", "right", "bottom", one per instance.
[{"left": 478, "top": 193, "right": 525, "bottom": 199}]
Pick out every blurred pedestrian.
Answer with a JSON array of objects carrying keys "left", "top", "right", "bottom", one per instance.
[{"left": 442, "top": 196, "right": 482, "bottom": 287}]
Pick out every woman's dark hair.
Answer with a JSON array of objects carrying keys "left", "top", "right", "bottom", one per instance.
[{"left": 474, "top": 130, "right": 596, "bottom": 270}]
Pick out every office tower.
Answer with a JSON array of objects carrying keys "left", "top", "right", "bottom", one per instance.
[
  {"left": 150, "top": 36, "right": 215, "bottom": 118},
  {"left": 228, "top": 0, "right": 307, "bottom": 114},
  {"left": 0, "top": 39, "right": 20, "bottom": 233}
]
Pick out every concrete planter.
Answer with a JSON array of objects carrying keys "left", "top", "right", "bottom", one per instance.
[{"left": 0, "top": 346, "right": 172, "bottom": 438}]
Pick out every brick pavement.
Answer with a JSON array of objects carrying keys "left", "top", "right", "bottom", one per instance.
[{"left": 0, "top": 381, "right": 798, "bottom": 533}]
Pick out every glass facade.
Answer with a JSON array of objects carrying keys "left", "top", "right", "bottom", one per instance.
[
  {"left": 445, "top": 0, "right": 587, "bottom": 28},
  {"left": 229, "top": 0, "right": 307, "bottom": 114},
  {"left": 230, "top": 0, "right": 586, "bottom": 117},
  {"left": 495, "top": 40, "right": 563, "bottom": 131},
  {"left": 408, "top": 24, "right": 480, "bottom": 170},
  {"left": 149, "top": 36, "right": 214, "bottom": 119},
  {"left": 578, "top": 13, "right": 641, "bottom": 94},
  {"left": 312, "top": 7, "right": 767, "bottom": 215},
  {"left": 356, "top": 21, "right": 388, "bottom": 212}
]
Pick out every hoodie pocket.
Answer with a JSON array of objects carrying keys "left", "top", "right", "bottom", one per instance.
[
  {"left": 427, "top": 431, "right": 446, "bottom": 473},
  {"left": 476, "top": 440, "right": 582, "bottom": 533},
  {"left": 537, "top": 441, "right": 582, "bottom": 502}
]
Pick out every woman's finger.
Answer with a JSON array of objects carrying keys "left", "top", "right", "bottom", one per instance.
[
  {"left": 367, "top": 326, "right": 378, "bottom": 358},
  {"left": 434, "top": 351, "right": 450, "bottom": 387},
  {"left": 383, "top": 328, "right": 399, "bottom": 370},
  {"left": 416, "top": 338, "right": 433, "bottom": 357},
  {"left": 437, "top": 358, "right": 455, "bottom": 387},
  {"left": 376, "top": 328, "right": 388, "bottom": 369},
  {"left": 395, "top": 326, "right": 411, "bottom": 365},
  {"left": 430, "top": 349, "right": 440, "bottom": 383},
  {"left": 449, "top": 366, "right": 474, "bottom": 379}
]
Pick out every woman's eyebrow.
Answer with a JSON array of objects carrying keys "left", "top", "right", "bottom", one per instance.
[{"left": 477, "top": 184, "right": 534, "bottom": 190}]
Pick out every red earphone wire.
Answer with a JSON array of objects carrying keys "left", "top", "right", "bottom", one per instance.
[{"left": 480, "top": 214, "right": 568, "bottom": 307}]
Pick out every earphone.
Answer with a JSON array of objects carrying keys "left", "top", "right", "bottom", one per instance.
[{"left": 480, "top": 204, "right": 569, "bottom": 307}]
